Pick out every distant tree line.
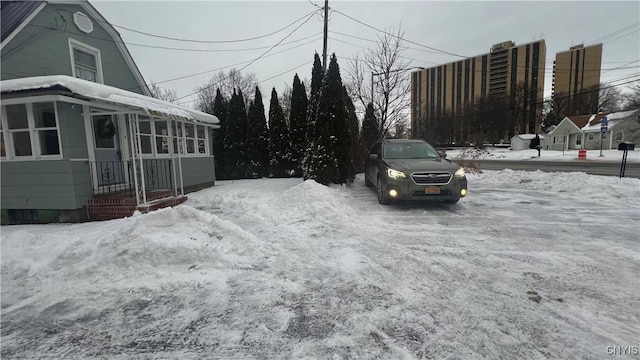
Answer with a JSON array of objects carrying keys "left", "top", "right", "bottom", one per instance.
[{"left": 194, "top": 53, "right": 389, "bottom": 186}]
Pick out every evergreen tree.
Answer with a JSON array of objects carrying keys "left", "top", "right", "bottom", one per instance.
[
  {"left": 360, "top": 102, "right": 380, "bottom": 167},
  {"left": 268, "top": 88, "right": 294, "bottom": 177},
  {"left": 303, "top": 53, "right": 326, "bottom": 179},
  {"left": 320, "top": 54, "right": 354, "bottom": 184},
  {"left": 224, "top": 90, "right": 248, "bottom": 179},
  {"left": 289, "top": 74, "right": 308, "bottom": 177},
  {"left": 212, "top": 89, "right": 228, "bottom": 179},
  {"left": 344, "top": 85, "right": 361, "bottom": 173},
  {"left": 246, "top": 87, "right": 269, "bottom": 177}
]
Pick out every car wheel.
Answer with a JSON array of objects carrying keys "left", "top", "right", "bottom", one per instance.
[
  {"left": 364, "top": 174, "right": 373, "bottom": 187},
  {"left": 377, "top": 177, "right": 389, "bottom": 205}
]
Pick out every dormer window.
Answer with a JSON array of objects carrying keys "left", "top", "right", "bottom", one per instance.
[{"left": 69, "top": 39, "right": 103, "bottom": 83}]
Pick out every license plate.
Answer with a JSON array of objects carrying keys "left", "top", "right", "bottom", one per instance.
[{"left": 425, "top": 186, "right": 440, "bottom": 194}]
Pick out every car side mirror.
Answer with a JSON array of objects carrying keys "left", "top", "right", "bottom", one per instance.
[
  {"left": 438, "top": 151, "right": 446, "bottom": 158},
  {"left": 369, "top": 153, "right": 379, "bottom": 160}
]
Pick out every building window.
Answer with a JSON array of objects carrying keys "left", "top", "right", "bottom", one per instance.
[
  {"left": 602, "top": 133, "right": 607, "bottom": 140},
  {"left": 33, "top": 102, "right": 60, "bottom": 155},
  {"left": 553, "top": 135, "right": 564, "bottom": 144},
  {"left": 1, "top": 102, "right": 62, "bottom": 159},
  {"left": 615, "top": 132, "right": 623, "bottom": 141},
  {"left": 69, "top": 39, "right": 103, "bottom": 83},
  {"left": 576, "top": 134, "right": 582, "bottom": 146},
  {"left": 138, "top": 119, "right": 153, "bottom": 154},
  {"left": 588, "top": 133, "right": 594, "bottom": 141},
  {"left": 155, "top": 120, "right": 170, "bottom": 154}
]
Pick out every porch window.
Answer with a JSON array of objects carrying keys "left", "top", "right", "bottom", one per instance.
[
  {"left": 184, "top": 123, "right": 196, "bottom": 154},
  {"left": 197, "top": 125, "right": 207, "bottom": 154},
  {"left": 1, "top": 102, "right": 62, "bottom": 159},
  {"left": 615, "top": 132, "right": 623, "bottom": 141},
  {"left": 69, "top": 39, "right": 103, "bottom": 84},
  {"left": 154, "top": 120, "right": 170, "bottom": 154},
  {"left": 6, "top": 104, "right": 32, "bottom": 157},
  {"left": 0, "top": 122, "right": 6, "bottom": 158},
  {"left": 138, "top": 120, "right": 153, "bottom": 154}
]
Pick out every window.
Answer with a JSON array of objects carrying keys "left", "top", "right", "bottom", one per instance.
[
  {"left": 615, "top": 132, "right": 623, "bottom": 141},
  {"left": 155, "top": 121, "right": 170, "bottom": 154},
  {"left": 576, "top": 134, "right": 582, "bottom": 146},
  {"left": 553, "top": 136, "right": 564, "bottom": 144},
  {"left": 6, "top": 104, "right": 32, "bottom": 156},
  {"left": 1, "top": 102, "right": 61, "bottom": 159},
  {"left": 588, "top": 133, "right": 594, "bottom": 141},
  {"left": 138, "top": 119, "right": 153, "bottom": 154},
  {"left": 94, "top": 115, "right": 116, "bottom": 149},
  {"left": 69, "top": 39, "right": 102, "bottom": 83},
  {"left": 170, "top": 121, "right": 208, "bottom": 156},
  {"left": 602, "top": 132, "right": 607, "bottom": 140}
]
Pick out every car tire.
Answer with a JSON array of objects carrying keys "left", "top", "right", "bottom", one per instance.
[
  {"left": 364, "top": 174, "right": 373, "bottom": 187},
  {"left": 377, "top": 177, "right": 389, "bottom": 205}
]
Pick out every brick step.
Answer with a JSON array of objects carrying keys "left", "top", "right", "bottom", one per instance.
[
  {"left": 88, "top": 195, "right": 188, "bottom": 221},
  {"left": 89, "top": 190, "right": 173, "bottom": 206}
]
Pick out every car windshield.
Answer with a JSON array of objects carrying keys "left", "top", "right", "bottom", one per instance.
[{"left": 383, "top": 143, "right": 440, "bottom": 159}]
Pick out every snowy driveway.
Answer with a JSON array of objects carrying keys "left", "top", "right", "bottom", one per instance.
[{"left": 2, "top": 171, "right": 639, "bottom": 359}]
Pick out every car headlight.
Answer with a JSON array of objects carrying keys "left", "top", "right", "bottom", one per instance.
[
  {"left": 386, "top": 168, "right": 406, "bottom": 179},
  {"left": 454, "top": 167, "right": 465, "bottom": 177}
]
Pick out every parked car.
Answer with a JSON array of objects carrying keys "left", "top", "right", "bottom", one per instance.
[{"left": 364, "top": 139, "right": 468, "bottom": 204}]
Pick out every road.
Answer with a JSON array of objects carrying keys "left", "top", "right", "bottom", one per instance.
[{"left": 475, "top": 159, "right": 640, "bottom": 178}]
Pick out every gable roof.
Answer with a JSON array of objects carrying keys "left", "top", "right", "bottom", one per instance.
[
  {"left": 0, "top": 0, "right": 151, "bottom": 97},
  {"left": 513, "top": 134, "right": 545, "bottom": 140},
  {"left": 1, "top": 75, "right": 219, "bottom": 126},
  {"left": 0, "top": 1, "right": 45, "bottom": 43},
  {"left": 566, "top": 114, "right": 605, "bottom": 129}
]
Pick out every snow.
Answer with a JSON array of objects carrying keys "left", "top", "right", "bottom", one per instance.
[
  {"left": 514, "top": 134, "right": 544, "bottom": 140},
  {"left": 0, "top": 75, "right": 219, "bottom": 125},
  {"left": 445, "top": 147, "right": 640, "bottom": 163},
  {"left": 582, "top": 110, "right": 637, "bottom": 132},
  {"left": 2, "top": 170, "right": 639, "bottom": 358}
]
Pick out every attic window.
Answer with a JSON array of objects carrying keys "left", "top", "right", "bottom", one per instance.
[
  {"left": 69, "top": 39, "right": 103, "bottom": 84},
  {"left": 73, "top": 11, "right": 94, "bottom": 34}
]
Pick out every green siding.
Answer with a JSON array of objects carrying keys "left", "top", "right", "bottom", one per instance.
[
  {"left": 1, "top": 160, "right": 90, "bottom": 209},
  {"left": 181, "top": 157, "right": 216, "bottom": 188},
  {"left": 1, "top": 4, "right": 145, "bottom": 94},
  {"left": 58, "top": 102, "right": 89, "bottom": 159}
]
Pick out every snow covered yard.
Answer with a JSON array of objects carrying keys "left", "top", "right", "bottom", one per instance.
[{"left": 1, "top": 171, "right": 639, "bottom": 359}]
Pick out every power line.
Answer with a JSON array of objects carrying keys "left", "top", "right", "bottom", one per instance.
[
  {"left": 331, "top": 9, "right": 468, "bottom": 59},
  {"left": 587, "top": 22, "right": 639, "bottom": 45},
  {"left": 59, "top": 7, "right": 321, "bottom": 44},
  {"left": 176, "top": 11, "right": 319, "bottom": 101}
]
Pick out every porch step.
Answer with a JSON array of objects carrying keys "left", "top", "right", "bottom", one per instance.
[
  {"left": 88, "top": 195, "right": 187, "bottom": 221},
  {"left": 89, "top": 190, "right": 173, "bottom": 206}
]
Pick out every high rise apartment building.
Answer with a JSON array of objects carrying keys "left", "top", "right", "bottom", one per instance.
[
  {"left": 551, "top": 43, "right": 603, "bottom": 117},
  {"left": 411, "top": 40, "right": 546, "bottom": 142}
]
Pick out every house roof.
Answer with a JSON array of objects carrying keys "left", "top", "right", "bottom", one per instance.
[
  {"left": 566, "top": 114, "right": 605, "bottom": 129},
  {"left": 1, "top": 0, "right": 151, "bottom": 97},
  {"left": 582, "top": 109, "right": 639, "bottom": 132},
  {"left": 512, "top": 134, "right": 545, "bottom": 140},
  {"left": 0, "top": 75, "right": 219, "bottom": 126},
  {"left": 0, "top": 1, "right": 44, "bottom": 43}
]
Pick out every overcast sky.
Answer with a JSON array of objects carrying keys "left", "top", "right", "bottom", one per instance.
[{"left": 90, "top": 1, "right": 640, "bottom": 110}]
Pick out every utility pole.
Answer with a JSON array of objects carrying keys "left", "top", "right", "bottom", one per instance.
[{"left": 322, "top": 0, "right": 328, "bottom": 71}]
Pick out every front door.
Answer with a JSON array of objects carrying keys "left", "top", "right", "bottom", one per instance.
[{"left": 92, "top": 114, "right": 127, "bottom": 191}]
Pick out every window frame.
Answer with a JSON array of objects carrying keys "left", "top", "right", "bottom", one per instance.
[
  {"left": 69, "top": 38, "right": 103, "bottom": 84},
  {"left": 587, "top": 133, "right": 594, "bottom": 141},
  {"left": 169, "top": 121, "right": 210, "bottom": 157},
  {"left": 0, "top": 102, "right": 63, "bottom": 161},
  {"left": 615, "top": 132, "right": 623, "bottom": 141}
]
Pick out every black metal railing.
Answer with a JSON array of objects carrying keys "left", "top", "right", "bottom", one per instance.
[{"left": 91, "top": 159, "right": 175, "bottom": 197}]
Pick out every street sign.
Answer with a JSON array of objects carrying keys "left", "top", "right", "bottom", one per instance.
[
  {"left": 601, "top": 126, "right": 608, "bottom": 133},
  {"left": 601, "top": 116, "right": 608, "bottom": 127}
]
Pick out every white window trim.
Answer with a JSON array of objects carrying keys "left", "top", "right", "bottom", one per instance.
[
  {"left": 615, "top": 132, "right": 623, "bottom": 141},
  {"left": 69, "top": 38, "right": 104, "bottom": 84},
  {"left": 587, "top": 133, "right": 594, "bottom": 141},
  {"left": 1, "top": 102, "right": 63, "bottom": 161}
]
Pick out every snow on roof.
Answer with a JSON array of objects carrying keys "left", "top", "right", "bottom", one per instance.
[
  {"left": 0, "top": 75, "right": 219, "bottom": 126},
  {"left": 514, "top": 134, "right": 545, "bottom": 140},
  {"left": 581, "top": 110, "right": 638, "bottom": 132}
]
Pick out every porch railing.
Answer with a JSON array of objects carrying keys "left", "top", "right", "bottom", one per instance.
[{"left": 90, "top": 159, "right": 175, "bottom": 198}]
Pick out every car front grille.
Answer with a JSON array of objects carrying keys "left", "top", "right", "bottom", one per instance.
[{"left": 411, "top": 172, "right": 452, "bottom": 185}]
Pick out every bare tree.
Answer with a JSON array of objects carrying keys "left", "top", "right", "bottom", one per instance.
[
  {"left": 575, "top": 83, "right": 624, "bottom": 115},
  {"left": 622, "top": 81, "right": 640, "bottom": 110},
  {"left": 345, "top": 27, "right": 412, "bottom": 139},
  {"left": 149, "top": 82, "right": 178, "bottom": 103},
  {"left": 195, "top": 68, "right": 258, "bottom": 112}
]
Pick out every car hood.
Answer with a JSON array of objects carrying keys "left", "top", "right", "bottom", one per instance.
[{"left": 384, "top": 158, "right": 461, "bottom": 172}]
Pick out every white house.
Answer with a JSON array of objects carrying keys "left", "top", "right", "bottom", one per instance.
[{"left": 510, "top": 134, "right": 546, "bottom": 150}]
